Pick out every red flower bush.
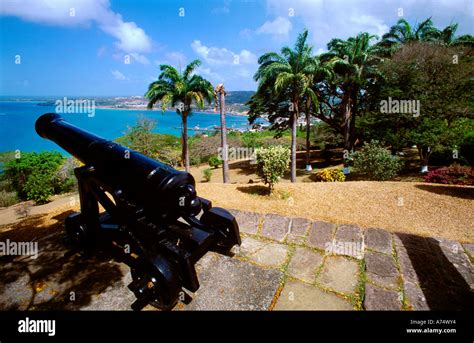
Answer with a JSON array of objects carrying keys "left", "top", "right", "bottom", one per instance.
[{"left": 424, "top": 164, "right": 474, "bottom": 186}]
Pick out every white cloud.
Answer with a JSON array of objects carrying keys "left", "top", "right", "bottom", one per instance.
[
  {"left": 211, "top": 0, "right": 231, "bottom": 15},
  {"left": 165, "top": 52, "right": 187, "bottom": 66},
  {"left": 130, "top": 52, "right": 150, "bottom": 65},
  {"left": 97, "top": 46, "right": 107, "bottom": 57},
  {"left": 190, "top": 40, "right": 258, "bottom": 87},
  {"left": 350, "top": 14, "right": 389, "bottom": 39},
  {"left": 265, "top": 0, "right": 474, "bottom": 49},
  {"left": 154, "top": 52, "right": 188, "bottom": 69},
  {"left": 0, "top": 0, "right": 152, "bottom": 53},
  {"left": 256, "top": 16, "right": 293, "bottom": 39},
  {"left": 195, "top": 67, "right": 222, "bottom": 81},
  {"left": 191, "top": 40, "right": 257, "bottom": 65},
  {"left": 111, "top": 70, "right": 127, "bottom": 80},
  {"left": 239, "top": 28, "right": 253, "bottom": 39},
  {"left": 315, "top": 48, "right": 327, "bottom": 55}
]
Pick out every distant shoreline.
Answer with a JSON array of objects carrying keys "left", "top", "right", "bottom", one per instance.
[{"left": 95, "top": 105, "right": 249, "bottom": 117}]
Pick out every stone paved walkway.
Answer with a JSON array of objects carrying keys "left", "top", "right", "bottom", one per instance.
[{"left": 0, "top": 209, "right": 473, "bottom": 310}]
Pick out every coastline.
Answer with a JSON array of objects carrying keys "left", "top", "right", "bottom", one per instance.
[{"left": 95, "top": 105, "right": 249, "bottom": 117}]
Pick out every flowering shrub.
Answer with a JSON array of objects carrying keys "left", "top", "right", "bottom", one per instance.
[
  {"left": 424, "top": 164, "right": 474, "bottom": 185},
  {"left": 314, "top": 169, "right": 346, "bottom": 182}
]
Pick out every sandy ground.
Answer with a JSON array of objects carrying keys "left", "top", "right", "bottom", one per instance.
[
  {"left": 195, "top": 182, "right": 474, "bottom": 243},
  {"left": 1, "top": 181, "right": 472, "bottom": 243}
]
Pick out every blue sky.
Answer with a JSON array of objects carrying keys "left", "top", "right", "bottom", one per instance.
[{"left": 1, "top": 0, "right": 472, "bottom": 96}]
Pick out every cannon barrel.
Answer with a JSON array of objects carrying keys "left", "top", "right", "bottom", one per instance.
[{"left": 35, "top": 113, "right": 201, "bottom": 221}]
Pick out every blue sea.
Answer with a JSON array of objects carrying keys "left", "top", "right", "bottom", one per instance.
[{"left": 0, "top": 101, "right": 253, "bottom": 154}]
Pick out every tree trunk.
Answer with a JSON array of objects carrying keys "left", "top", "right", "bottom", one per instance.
[
  {"left": 182, "top": 114, "right": 190, "bottom": 172},
  {"left": 342, "top": 92, "right": 352, "bottom": 167},
  {"left": 349, "top": 88, "right": 358, "bottom": 150},
  {"left": 219, "top": 92, "right": 229, "bottom": 183},
  {"left": 418, "top": 146, "right": 430, "bottom": 173},
  {"left": 305, "top": 110, "right": 312, "bottom": 171},
  {"left": 291, "top": 105, "right": 298, "bottom": 183}
]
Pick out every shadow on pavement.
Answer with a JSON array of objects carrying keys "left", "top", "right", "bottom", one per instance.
[
  {"left": 0, "top": 210, "right": 126, "bottom": 310},
  {"left": 396, "top": 232, "right": 474, "bottom": 310}
]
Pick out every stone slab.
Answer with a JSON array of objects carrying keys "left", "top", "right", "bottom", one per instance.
[
  {"left": 183, "top": 253, "right": 282, "bottom": 310},
  {"left": 365, "top": 228, "right": 393, "bottom": 255},
  {"left": 236, "top": 236, "right": 288, "bottom": 268},
  {"left": 274, "top": 281, "right": 353, "bottom": 310},
  {"left": 286, "top": 217, "right": 311, "bottom": 244},
  {"left": 403, "top": 280, "right": 429, "bottom": 310},
  {"left": 228, "top": 209, "right": 261, "bottom": 234},
  {"left": 287, "top": 247, "right": 324, "bottom": 283},
  {"left": 365, "top": 251, "right": 399, "bottom": 289},
  {"left": 364, "top": 284, "right": 401, "bottom": 310},
  {"left": 334, "top": 225, "right": 365, "bottom": 259},
  {"left": 261, "top": 214, "right": 290, "bottom": 242},
  {"left": 306, "top": 221, "right": 335, "bottom": 251},
  {"left": 317, "top": 256, "right": 359, "bottom": 294}
]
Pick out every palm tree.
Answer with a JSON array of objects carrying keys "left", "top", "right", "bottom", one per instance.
[
  {"left": 425, "top": 23, "right": 474, "bottom": 46},
  {"left": 214, "top": 83, "right": 229, "bottom": 183},
  {"left": 253, "top": 29, "right": 318, "bottom": 182},
  {"left": 380, "top": 17, "right": 474, "bottom": 50},
  {"left": 145, "top": 60, "right": 214, "bottom": 172},
  {"left": 380, "top": 17, "right": 437, "bottom": 49},
  {"left": 321, "top": 33, "right": 383, "bottom": 158}
]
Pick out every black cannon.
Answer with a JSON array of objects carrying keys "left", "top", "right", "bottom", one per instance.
[{"left": 35, "top": 113, "right": 240, "bottom": 310}]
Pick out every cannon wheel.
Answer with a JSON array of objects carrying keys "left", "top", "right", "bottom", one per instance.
[
  {"left": 64, "top": 212, "right": 93, "bottom": 249},
  {"left": 130, "top": 255, "right": 182, "bottom": 311}
]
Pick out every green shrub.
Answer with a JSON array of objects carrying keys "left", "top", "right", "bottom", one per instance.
[
  {"left": 23, "top": 173, "right": 54, "bottom": 204},
  {"left": 350, "top": 140, "right": 402, "bottom": 181},
  {"left": 156, "top": 148, "right": 181, "bottom": 168},
  {"left": 208, "top": 155, "right": 222, "bottom": 168},
  {"left": 0, "top": 190, "right": 19, "bottom": 207},
  {"left": 255, "top": 146, "right": 290, "bottom": 193},
  {"left": 202, "top": 168, "right": 213, "bottom": 182},
  {"left": 4, "top": 151, "right": 65, "bottom": 203},
  {"left": 314, "top": 169, "right": 345, "bottom": 182}
]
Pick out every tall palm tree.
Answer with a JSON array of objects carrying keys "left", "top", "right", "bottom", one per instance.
[
  {"left": 214, "top": 83, "right": 229, "bottom": 183},
  {"left": 145, "top": 60, "right": 214, "bottom": 172},
  {"left": 425, "top": 22, "right": 474, "bottom": 46},
  {"left": 254, "top": 29, "right": 318, "bottom": 182},
  {"left": 321, "top": 33, "right": 384, "bottom": 156},
  {"left": 380, "top": 17, "right": 474, "bottom": 51},
  {"left": 380, "top": 17, "right": 437, "bottom": 48}
]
